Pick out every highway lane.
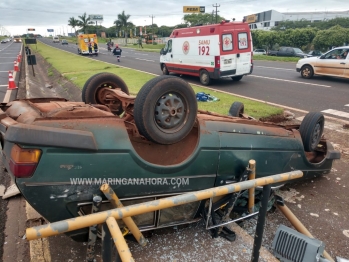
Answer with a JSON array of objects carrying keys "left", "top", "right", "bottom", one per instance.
[
  {"left": 0, "top": 41, "right": 22, "bottom": 101},
  {"left": 40, "top": 38, "right": 349, "bottom": 121}
]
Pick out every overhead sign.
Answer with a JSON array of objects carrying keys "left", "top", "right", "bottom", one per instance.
[
  {"left": 89, "top": 14, "right": 103, "bottom": 21},
  {"left": 183, "top": 6, "right": 205, "bottom": 13},
  {"left": 246, "top": 15, "right": 257, "bottom": 23},
  {"left": 47, "top": 29, "right": 54, "bottom": 32},
  {"left": 28, "top": 28, "right": 35, "bottom": 31}
]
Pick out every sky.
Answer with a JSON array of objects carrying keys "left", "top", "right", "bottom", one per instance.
[{"left": 1, "top": 0, "right": 349, "bottom": 36}]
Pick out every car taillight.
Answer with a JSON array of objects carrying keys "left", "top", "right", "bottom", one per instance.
[
  {"left": 9, "top": 145, "right": 41, "bottom": 178},
  {"left": 215, "top": 56, "right": 220, "bottom": 69}
]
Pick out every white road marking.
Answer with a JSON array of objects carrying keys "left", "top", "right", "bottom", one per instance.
[
  {"left": 0, "top": 85, "right": 8, "bottom": 87},
  {"left": 321, "top": 109, "right": 349, "bottom": 119},
  {"left": 250, "top": 75, "right": 331, "bottom": 87},
  {"left": 0, "top": 62, "right": 15, "bottom": 64},
  {"left": 255, "top": 65, "right": 294, "bottom": 71},
  {"left": 134, "top": 53, "right": 149, "bottom": 56},
  {"left": 135, "top": 58, "right": 155, "bottom": 62}
]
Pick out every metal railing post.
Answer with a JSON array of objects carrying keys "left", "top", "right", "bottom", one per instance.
[{"left": 248, "top": 159, "right": 256, "bottom": 213}]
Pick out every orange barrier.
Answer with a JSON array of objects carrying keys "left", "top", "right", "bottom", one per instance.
[
  {"left": 8, "top": 71, "right": 17, "bottom": 89},
  {"left": 14, "top": 61, "right": 19, "bottom": 72}
]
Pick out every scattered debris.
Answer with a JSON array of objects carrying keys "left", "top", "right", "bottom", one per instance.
[
  {"left": 45, "top": 83, "right": 53, "bottom": 89},
  {"left": 0, "top": 184, "right": 5, "bottom": 197},
  {"left": 283, "top": 110, "right": 295, "bottom": 120},
  {"left": 325, "top": 209, "right": 330, "bottom": 212},
  {"left": 333, "top": 213, "right": 339, "bottom": 216},
  {"left": 297, "top": 204, "right": 301, "bottom": 209},
  {"left": 343, "top": 124, "right": 349, "bottom": 129},
  {"left": 275, "top": 188, "right": 304, "bottom": 203},
  {"left": 343, "top": 230, "right": 349, "bottom": 238},
  {"left": 336, "top": 177, "right": 341, "bottom": 181},
  {"left": 310, "top": 213, "right": 319, "bottom": 217},
  {"left": 2, "top": 184, "right": 21, "bottom": 199}
]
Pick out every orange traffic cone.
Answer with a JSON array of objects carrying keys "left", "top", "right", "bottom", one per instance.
[
  {"left": 17, "top": 55, "right": 21, "bottom": 63},
  {"left": 14, "top": 61, "right": 19, "bottom": 72},
  {"left": 8, "top": 71, "right": 17, "bottom": 89}
]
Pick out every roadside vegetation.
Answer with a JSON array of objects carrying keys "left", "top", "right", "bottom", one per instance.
[{"left": 33, "top": 41, "right": 283, "bottom": 119}]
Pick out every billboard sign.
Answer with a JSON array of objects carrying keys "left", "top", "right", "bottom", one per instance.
[
  {"left": 47, "top": 29, "right": 54, "bottom": 32},
  {"left": 246, "top": 15, "right": 257, "bottom": 23},
  {"left": 89, "top": 14, "right": 103, "bottom": 21},
  {"left": 183, "top": 6, "right": 205, "bottom": 13}
]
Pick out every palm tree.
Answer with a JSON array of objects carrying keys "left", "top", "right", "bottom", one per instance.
[
  {"left": 77, "top": 12, "right": 93, "bottom": 34},
  {"left": 114, "top": 11, "right": 131, "bottom": 45},
  {"left": 68, "top": 17, "right": 79, "bottom": 36}
]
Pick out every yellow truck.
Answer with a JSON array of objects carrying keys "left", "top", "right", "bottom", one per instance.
[{"left": 77, "top": 34, "right": 99, "bottom": 55}]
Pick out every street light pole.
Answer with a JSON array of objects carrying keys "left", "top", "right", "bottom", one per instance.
[{"left": 149, "top": 15, "right": 155, "bottom": 44}]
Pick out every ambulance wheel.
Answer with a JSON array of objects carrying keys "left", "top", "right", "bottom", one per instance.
[
  {"left": 82, "top": 72, "right": 129, "bottom": 116},
  {"left": 200, "top": 70, "right": 211, "bottom": 86},
  {"left": 134, "top": 75, "right": 198, "bottom": 145},
  {"left": 162, "top": 64, "right": 169, "bottom": 75},
  {"left": 228, "top": 102, "right": 244, "bottom": 117},
  {"left": 232, "top": 75, "right": 243, "bottom": 81}
]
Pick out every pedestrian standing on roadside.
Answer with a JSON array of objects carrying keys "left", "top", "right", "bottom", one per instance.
[
  {"left": 112, "top": 44, "right": 122, "bottom": 62},
  {"left": 88, "top": 42, "right": 93, "bottom": 55},
  {"left": 138, "top": 37, "right": 143, "bottom": 49}
]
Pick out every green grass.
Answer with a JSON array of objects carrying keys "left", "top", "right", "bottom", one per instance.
[
  {"left": 253, "top": 55, "right": 301, "bottom": 63},
  {"left": 33, "top": 41, "right": 283, "bottom": 119}
]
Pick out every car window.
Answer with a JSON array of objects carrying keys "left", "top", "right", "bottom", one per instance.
[
  {"left": 286, "top": 48, "right": 293, "bottom": 53},
  {"left": 222, "top": 34, "right": 233, "bottom": 51},
  {"left": 324, "top": 49, "right": 343, "bottom": 59},
  {"left": 293, "top": 48, "right": 303, "bottom": 53},
  {"left": 280, "top": 47, "right": 287, "bottom": 52},
  {"left": 238, "top": 33, "right": 248, "bottom": 50}
]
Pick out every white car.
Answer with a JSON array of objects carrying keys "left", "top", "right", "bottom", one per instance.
[
  {"left": 296, "top": 46, "right": 349, "bottom": 79},
  {"left": 253, "top": 49, "right": 266, "bottom": 55}
]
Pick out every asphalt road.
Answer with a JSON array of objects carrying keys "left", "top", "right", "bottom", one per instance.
[
  {"left": 39, "top": 38, "right": 349, "bottom": 122},
  {"left": 0, "top": 41, "right": 22, "bottom": 101}
]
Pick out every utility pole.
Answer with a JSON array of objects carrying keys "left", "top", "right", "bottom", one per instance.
[
  {"left": 213, "top": 3, "right": 220, "bottom": 23},
  {"left": 149, "top": 14, "right": 155, "bottom": 44}
]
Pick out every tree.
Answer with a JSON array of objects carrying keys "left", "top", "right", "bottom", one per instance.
[
  {"left": 183, "top": 13, "right": 226, "bottom": 26},
  {"left": 114, "top": 11, "right": 132, "bottom": 44},
  {"left": 313, "top": 25, "right": 349, "bottom": 50},
  {"left": 68, "top": 17, "right": 79, "bottom": 36},
  {"left": 77, "top": 12, "right": 94, "bottom": 34}
]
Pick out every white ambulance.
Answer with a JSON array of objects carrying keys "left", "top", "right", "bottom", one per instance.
[{"left": 160, "top": 20, "right": 253, "bottom": 85}]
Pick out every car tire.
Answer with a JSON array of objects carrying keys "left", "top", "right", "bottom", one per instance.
[
  {"left": 134, "top": 75, "right": 198, "bottom": 145},
  {"left": 228, "top": 102, "right": 244, "bottom": 117},
  {"left": 231, "top": 75, "right": 243, "bottom": 81},
  {"left": 162, "top": 64, "right": 169, "bottom": 75},
  {"left": 301, "top": 65, "right": 314, "bottom": 79},
  {"left": 82, "top": 72, "right": 129, "bottom": 116},
  {"left": 299, "top": 112, "right": 324, "bottom": 152},
  {"left": 200, "top": 70, "right": 211, "bottom": 86}
]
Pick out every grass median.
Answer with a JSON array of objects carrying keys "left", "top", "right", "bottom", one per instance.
[{"left": 33, "top": 41, "right": 283, "bottom": 119}]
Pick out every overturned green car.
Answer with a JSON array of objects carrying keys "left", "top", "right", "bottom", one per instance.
[{"left": 0, "top": 73, "right": 340, "bottom": 241}]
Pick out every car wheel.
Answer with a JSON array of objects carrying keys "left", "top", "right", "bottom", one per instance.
[
  {"left": 162, "top": 64, "right": 169, "bottom": 75},
  {"left": 82, "top": 73, "right": 129, "bottom": 116},
  {"left": 299, "top": 112, "right": 324, "bottom": 152},
  {"left": 228, "top": 102, "right": 244, "bottom": 117},
  {"left": 301, "top": 65, "right": 314, "bottom": 79},
  {"left": 231, "top": 75, "right": 243, "bottom": 81},
  {"left": 199, "top": 70, "right": 211, "bottom": 86},
  {"left": 134, "top": 75, "right": 198, "bottom": 145}
]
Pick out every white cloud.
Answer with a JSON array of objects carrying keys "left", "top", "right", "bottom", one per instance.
[{"left": 1, "top": 0, "right": 349, "bottom": 35}]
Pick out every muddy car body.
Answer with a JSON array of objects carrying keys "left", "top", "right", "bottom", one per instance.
[{"left": 0, "top": 74, "right": 340, "bottom": 241}]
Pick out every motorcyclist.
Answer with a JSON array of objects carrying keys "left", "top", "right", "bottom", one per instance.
[{"left": 112, "top": 44, "right": 122, "bottom": 62}]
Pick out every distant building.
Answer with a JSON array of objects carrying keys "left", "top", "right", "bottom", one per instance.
[{"left": 244, "top": 10, "right": 349, "bottom": 30}]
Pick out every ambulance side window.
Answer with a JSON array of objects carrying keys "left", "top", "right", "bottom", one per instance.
[
  {"left": 222, "top": 34, "right": 233, "bottom": 51},
  {"left": 164, "top": 40, "right": 172, "bottom": 53},
  {"left": 238, "top": 33, "right": 248, "bottom": 50}
]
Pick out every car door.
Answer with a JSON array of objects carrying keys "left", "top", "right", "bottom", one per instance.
[
  {"left": 314, "top": 49, "right": 346, "bottom": 77},
  {"left": 235, "top": 32, "right": 251, "bottom": 75}
]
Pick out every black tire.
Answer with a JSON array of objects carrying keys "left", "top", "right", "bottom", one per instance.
[
  {"left": 82, "top": 73, "right": 129, "bottom": 116},
  {"left": 228, "top": 102, "right": 244, "bottom": 117},
  {"left": 199, "top": 70, "right": 211, "bottom": 86},
  {"left": 162, "top": 64, "right": 169, "bottom": 75},
  {"left": 231, "top": 75, "right": 243, "bottom": 81},
  {"left": 299, "top": 112, "right": 324, "bottom": 152},
  {"left": 301, "top": 65, "right": 314, "bottom": 79},
  {"left": 134, "top": 75, "right": 197, "bottom": 145}
]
